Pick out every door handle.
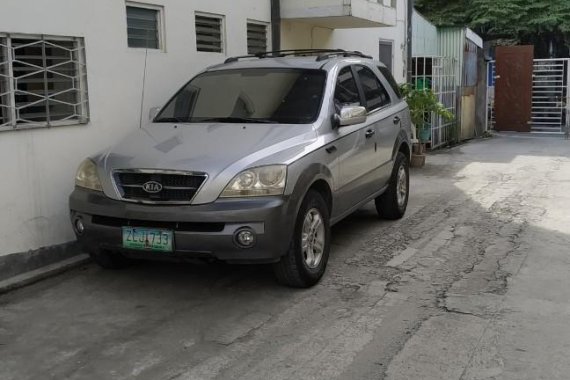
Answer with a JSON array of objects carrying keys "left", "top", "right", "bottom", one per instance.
[
  {"left": 393, "top": 116, "right": 401, "bottom": 125},
  {"left": 365, "top": 129, "right": 376, "bottom": 138}
]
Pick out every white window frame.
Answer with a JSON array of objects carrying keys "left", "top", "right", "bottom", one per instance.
[
  {"left": 246, "top": 19, "right": 271, "bottom": 55},
  {"left": 195, "top": 12, "right": 226, "bottom": 54},
  {"left": 0, "top": 33, "right": 89, "bottom": 132},
  {"left": 125, "top": 1, "right": 166, "bottom": 51}
]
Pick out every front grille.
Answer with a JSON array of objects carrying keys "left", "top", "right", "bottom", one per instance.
[
  {"left": 113, "top": 170, "right": 207, "bottom": 204},
  {"left": 91, "top": 215, "right": 225, "bottom": 232}
]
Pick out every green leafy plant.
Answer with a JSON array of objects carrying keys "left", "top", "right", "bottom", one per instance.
[
  {"left": 399, "top": 84, "right": 454, "bottom": 145},
  {"left": 448, "top": 122, "right": 459, "bottom": 145}
]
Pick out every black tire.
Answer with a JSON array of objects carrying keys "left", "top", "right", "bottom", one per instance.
[
  {"left": 89, "top": 249, "right": 132, "bottom": 269},
  {"left": 375, "top": 152, "right": 410, "bottom": 220},
  {"left": 273, "top": 190, "right": 331, "bottom": 288}
]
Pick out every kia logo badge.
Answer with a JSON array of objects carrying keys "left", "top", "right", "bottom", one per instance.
[{"left": 142, "top": 181, "right": 163, "bottom": 194}]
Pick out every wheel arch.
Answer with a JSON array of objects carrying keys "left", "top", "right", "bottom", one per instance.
[
  {"left": 287, "top": 163, "right": 335, "bottom": 220},
  {"left": 307, "top": 179, "right": 333, "bottom": 215},
  {"left": 392, "top": 129, "right": 412, "bottom": 162}
]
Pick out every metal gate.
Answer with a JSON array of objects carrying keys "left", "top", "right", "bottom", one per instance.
[
  {"left": 532, "top": 59, "right": 568, "bottom": 133},
  {"left": 487, "top": 58, "right": 570, "bottom": 134},
  {"left": 412, "top": 56, "right": 458, "bottom": 148}
]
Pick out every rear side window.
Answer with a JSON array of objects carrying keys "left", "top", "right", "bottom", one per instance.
[
  {"left": 334, "top": 66, "right": 361, "bottom": 110},
  {"left": 355, "top": 66, "right": 391, "bottom": 111},
  {"left": 378, "top": 66, "right": 402, "bottom": 99}
]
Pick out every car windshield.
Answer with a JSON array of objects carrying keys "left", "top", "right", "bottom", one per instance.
[{"left": 154, "top": 68, "right": 327, "bottom": 124}]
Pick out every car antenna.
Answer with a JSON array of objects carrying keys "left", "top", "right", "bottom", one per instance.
[{"left": 138, "top": 31, "right": 150, "bottom": 129}]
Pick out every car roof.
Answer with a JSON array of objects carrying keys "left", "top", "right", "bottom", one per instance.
[{"left": 205, "top": 55, "right": 386, "bottom": 73}]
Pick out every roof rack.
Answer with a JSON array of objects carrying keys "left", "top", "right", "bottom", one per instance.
[{"left": 224, "top": 49, "right": 372, "bottom": 64}]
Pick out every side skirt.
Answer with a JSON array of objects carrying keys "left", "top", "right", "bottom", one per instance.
[{"left": 330, "top": 184, "right": 388, "bottom": 226}]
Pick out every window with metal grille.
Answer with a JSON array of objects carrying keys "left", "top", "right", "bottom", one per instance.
[
  {"left": 126, "top": 5, "right": 161, "bottom": 49},
  {"left": 0, "top": 34, "right": 89, "bottom": 132},
  {"left": 247, "top": 22, "right": 268, "bottom": 55},
  {"left": 195, "top": 14, "right": 224, "bottom": 53}
]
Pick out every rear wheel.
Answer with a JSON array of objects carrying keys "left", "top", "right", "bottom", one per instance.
[
  {"left": 273, "top": 190, "right": 331, "bottom": 288},
  {"left": 89, "top": 249, "right": 132, "bottom": 269},
  {"left": 375, "top": 152, "right": 409, "bottom": 220}
]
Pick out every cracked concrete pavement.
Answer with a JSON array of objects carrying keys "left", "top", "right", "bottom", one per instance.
[{"left": 1, "top": 133, "right": 569, "bottom": 379}]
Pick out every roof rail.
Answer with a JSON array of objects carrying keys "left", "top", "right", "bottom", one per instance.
[
  {"left": 315, "top": 49, "right": 373, "bottom": 61},
  {"left": 224, "top": 49, "right": 372, "bottom": 64}
]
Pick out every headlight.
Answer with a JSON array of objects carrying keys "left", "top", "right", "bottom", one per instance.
[
  {"left": 75, "top": 158, "right": 103, "bottom": 191},
  {"left": 220, "top": 165, "right": 287, "bottom": 197}
]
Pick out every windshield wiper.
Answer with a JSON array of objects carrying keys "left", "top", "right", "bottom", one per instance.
[
  {"left": 197, "top": 117, "right": 277, "bottom": 124},
  {"left": 154, "top": 116, "right": 188, "bottom": 123}
]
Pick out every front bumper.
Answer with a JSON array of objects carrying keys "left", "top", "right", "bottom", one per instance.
[{"left": 69, "top": 188, "right": 296, "bottom": 263}]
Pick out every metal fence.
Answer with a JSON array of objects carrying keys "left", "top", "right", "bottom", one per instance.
[
  {"left": 487, "top": 58, "right": 570, "bottom": 134},
  {"left": 412, "top": 56, "right": 458, "bottom": 148},
  {"left": 532, "top": 59, "right": 568, "bottom": 133}
]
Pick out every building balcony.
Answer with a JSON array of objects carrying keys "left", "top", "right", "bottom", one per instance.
[{"left": 280, "top": 0, "right": 397, "bottom": 29}]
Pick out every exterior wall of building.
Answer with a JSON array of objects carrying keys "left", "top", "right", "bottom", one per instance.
[
  {"left": 280, "top": 0, "right": 408, "bottom": 83},
  {"left": 280, "top": 0, "right": 397, "bottom": 28},
  {"left": 280, "top": 21, "right": 333, "bottom": 50},
  {"left": 0, "top": 0, "right": 271, "bottom": 257}
]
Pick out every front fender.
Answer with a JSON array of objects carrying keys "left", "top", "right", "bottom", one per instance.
[{"left": 287, "top": 162, "right": 334, "bottom": 215}]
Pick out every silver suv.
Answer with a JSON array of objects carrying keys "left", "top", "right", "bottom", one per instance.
[{"left": 69, "top": 49, "right": 412, "bottom": 288}]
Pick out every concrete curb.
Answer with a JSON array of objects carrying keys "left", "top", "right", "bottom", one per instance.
[
  {"left": 0, "top": 254, "right": 90, "bottom": 295},
  {"left": 0, "top": 241, "right": 81, "bottom": 281}
]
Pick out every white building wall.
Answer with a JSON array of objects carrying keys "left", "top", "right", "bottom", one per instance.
[
  {"left": 280, "top": 21, "right": 333, "bottom": 50},
  {"left": 0, "top": 0, "right": 270, "bottom": 257},
  {"left": 281, "top": 0, "right": 408, "bottom": 83}
]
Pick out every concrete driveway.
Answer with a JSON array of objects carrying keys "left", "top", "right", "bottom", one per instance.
[{"left": 1, "top": 134, "right": 570, "bottom": 380}]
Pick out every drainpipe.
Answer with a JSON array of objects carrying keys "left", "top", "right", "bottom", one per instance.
[
  {"left": 271, "top": 0, "right": 281, "bottom": 51},
  {"left": 406, "top": 0, "right": 414, "bottom": 83}
]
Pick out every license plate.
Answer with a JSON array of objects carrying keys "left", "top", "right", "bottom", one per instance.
[{"left": 122, "top": 227, "right": 173, "bottom": 252}]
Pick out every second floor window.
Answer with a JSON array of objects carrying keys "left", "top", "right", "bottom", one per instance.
[
  {"left": 195, "top": 14, "right": 224, "bottom": 53},
  {"left": 126, "top": 5, "right": 161, "bottom": 49},
  {"left": 247, "top": 22, "right": 268, "bottom": 54}
]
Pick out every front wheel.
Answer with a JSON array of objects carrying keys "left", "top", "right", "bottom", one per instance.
[
  {"left": 273, "top": 190, "right": 331, "bottom": 288},
  {"left": 375, "top": 152, "right": 410, "bottom": 220}
]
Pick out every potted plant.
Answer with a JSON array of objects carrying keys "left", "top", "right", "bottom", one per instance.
[{"left": 400, "top": 84, "right": 454, "bottom": 167}]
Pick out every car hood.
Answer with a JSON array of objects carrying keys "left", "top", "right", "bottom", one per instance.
[{"left": 96, "top": 122, "right": 317, "bottom": 203}]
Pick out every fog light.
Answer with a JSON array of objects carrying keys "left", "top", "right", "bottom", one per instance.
[
  {"left": 74, "top": 218, "right": 85, "bottom": 235},
  {"left": 234, "top": 228, "right": 256, "bottom": 248}
]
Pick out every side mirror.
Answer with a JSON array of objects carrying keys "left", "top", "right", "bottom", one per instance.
[
  {"left": 149, "top": 106, "right": 161, "bottom": 121},
  {"left": 334, "top": 105, "right": 367, "bottom": 127}
]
